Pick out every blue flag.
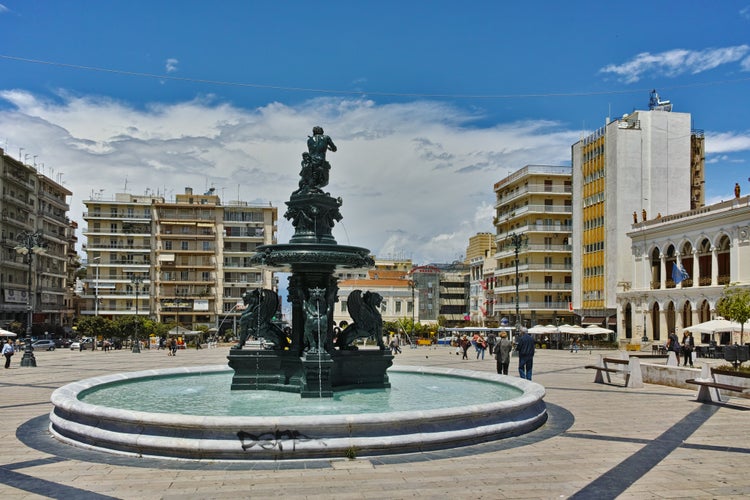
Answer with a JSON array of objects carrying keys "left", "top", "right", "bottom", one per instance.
[{"left": 672, "top": 263, "right": 689, "bottom": 285}]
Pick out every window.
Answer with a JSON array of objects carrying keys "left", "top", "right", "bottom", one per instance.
[
  {"left": 395, "top": 301, "right": 402, "bottom": 313},
  {"left": 164, "top": 241, "right": 172, "bottom": 250},
  {"left": 181, "top": 241, "right": 189, "bottom": 250},
  {"left": 341, "top": 300, "right": 347, "bottom": 313}
]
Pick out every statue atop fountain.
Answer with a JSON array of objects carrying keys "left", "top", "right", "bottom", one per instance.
[{"left": 228, "top": 127, "right": 392, "bottom": 397}]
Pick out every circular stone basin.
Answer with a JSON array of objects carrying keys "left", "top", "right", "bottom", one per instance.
[{"left": 49, "top": 365, "right": 547, "bottom": 460}]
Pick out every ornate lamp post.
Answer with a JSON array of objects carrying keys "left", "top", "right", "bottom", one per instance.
[
  {"left": 92, "top": 256, "right": 101, "bottom": 317},
  {"left": 131, "top": 274, "right": 144, "bottom": 353},
  {"left": 506, "top": 232, "right": 528, "bottom": 335},
  {"left": 14, "top": 231, "right": 45, "bottom": 367}
]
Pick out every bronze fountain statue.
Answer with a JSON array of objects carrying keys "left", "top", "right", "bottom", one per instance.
[{"left": 227, "top": 127, "right": 392, "bottom": 397}]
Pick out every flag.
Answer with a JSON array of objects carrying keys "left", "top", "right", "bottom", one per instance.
[{"left": 672, "top": 263, "right": 689, "bottom": 285}]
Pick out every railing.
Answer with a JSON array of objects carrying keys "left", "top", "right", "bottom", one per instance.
[{"left": 83, "top": 212, "right": 152, "bottom": 220}]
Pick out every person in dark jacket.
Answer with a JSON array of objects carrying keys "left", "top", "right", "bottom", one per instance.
[
  {"left": 516, "top": 330, "right": 535, "bottom": 380},
  {"left": 494, "top": 332, "right": 512, "bottom": 375}
]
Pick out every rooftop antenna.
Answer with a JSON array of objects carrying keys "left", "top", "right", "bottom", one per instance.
[
  {"left": 649, "top": 89, "right": 672, "bottom": 111},
  {"left": 123, "top": 175, "right": 128, "bottom": 192}
]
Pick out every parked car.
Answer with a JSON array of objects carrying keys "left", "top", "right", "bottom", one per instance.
[
  {"left": 70, "top": 337, "right": 94, "bottom": 350},
  {"left": 31, "top": 340, "right": 56, "bottom": 351}
]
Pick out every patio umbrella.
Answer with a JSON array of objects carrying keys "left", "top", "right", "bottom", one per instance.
[
  {"left": 0, "top": 328, "right": 17, "bottom": 337},
  {"left": 559, "top": 324, "right": 586, "bottom": 335},
  {"left": 682, "top": 319, "right": 745, "bottom": 334},
  {"left": 527, "top": 324, "right": 557, "bottom": 335},
  {"left": 583, "top": 325, "right": 613, "bottom": 336}
]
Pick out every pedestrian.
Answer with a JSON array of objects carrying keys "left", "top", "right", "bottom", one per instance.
[
  {"left": 570, "top": 337, "right": 579, "bottom": 353},
  {"left": 516, "top": 329, "right": 535, "bottom": 380},
  {"left": 476, "top": 335, "right": 487, "bottom": 360},
  {"left": 2, "top": 338, "right": 14, "bottom": 368},
  {"left": 487, "top": 334, "right": 497, "bottom": 357},
  {"left": 495, "top": 331, "right": 512, "bottom": 375},
  {"left": 681, "top": 331, "right": 694, "bottom": 367},
  {"left": 460, "top": 335, "right": 471, "bottom": 360},
  {"left": 169, "top": 338, "right": 177, "bottom": 356},
  {"left": 667, "top": 331, "right": 681, "bottom": 365}
]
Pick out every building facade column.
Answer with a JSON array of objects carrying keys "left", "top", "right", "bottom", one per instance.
[
  {"left": 711, "top": 246, "right": 718, "bottom": 286},
  {"left": 659, "top": 253, "right": 666, "bottom": 289}
]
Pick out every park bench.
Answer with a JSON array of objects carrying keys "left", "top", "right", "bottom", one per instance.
[
  {"left": 685, "top": 365, "right": 749, "bottom": 402},
  {"left": 685, "top": 379, "right": 748, "bottom": 403},
  {"left": 585, "top": 355, "right": 643, "bottom": 388}
]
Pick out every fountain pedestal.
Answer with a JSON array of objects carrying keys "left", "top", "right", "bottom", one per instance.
[{"left": 300, "top": 351, "right": 334, "bottom": 398}]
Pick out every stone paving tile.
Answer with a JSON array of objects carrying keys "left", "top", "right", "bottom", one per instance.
[{"left": 2, "top": 346, "right": 750, "bottom": 499}]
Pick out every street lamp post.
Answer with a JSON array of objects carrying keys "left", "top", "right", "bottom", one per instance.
[
  {"left": 93, "top": 256, "right": 101, "bottom": 317},
  {"left": 14, "top": 231, "right": 45, "bottom": 367},
  {"left": 506, "top": 233, "right": 528, "bottom": 336},
  {"left": 131, "top": 275, "right": 144, "bottom": 353}
]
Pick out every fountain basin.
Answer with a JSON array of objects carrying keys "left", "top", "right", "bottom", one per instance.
[{"left": 49, "top": 365, "right": 547, "bottom": 460}]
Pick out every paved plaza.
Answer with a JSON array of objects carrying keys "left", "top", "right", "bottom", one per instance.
[{"left": 1, "top": 344, "right": 749, "bottom": 499}]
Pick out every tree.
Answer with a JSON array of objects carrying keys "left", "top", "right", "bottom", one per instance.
[{"left": 716, "top": 284, "right": 750, "bottom": 344}]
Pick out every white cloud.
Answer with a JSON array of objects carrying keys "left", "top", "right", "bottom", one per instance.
[
  {"left": 165, "top": 58, "right": 179, "bottom": 73},
  {"left": 0, "top": 91, "right": 578, "bottom": 264},
  {"left": 705, "top": 130, "right": 750, "bottom": 154},
  {"left": 0, "top": 4, "right": 8, "bottom": 13},
  {"left": 741, "top": 6, "right": 750, "bottom": 20},
  {"left": 600, "top": 45, "right": 750, "bottom": 83}
]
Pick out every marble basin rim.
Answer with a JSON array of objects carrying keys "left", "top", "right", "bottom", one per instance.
[{"left": 49, "top": 364, "right": 547, "bottom": 461}]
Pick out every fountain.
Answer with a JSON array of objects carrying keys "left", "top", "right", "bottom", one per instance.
[
  {"left": 48, "top": 127, "right": 547, "bottom": 460},
  {"left": 228, "top": 125, "right": 391, "bottom": 397}
]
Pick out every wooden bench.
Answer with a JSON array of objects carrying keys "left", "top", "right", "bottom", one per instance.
[
  {"left": 585, "top": 355, "right": 643, "bottom": 388},
  {"left": 685, "top": 378, "right": 749, "bottom": 403}
]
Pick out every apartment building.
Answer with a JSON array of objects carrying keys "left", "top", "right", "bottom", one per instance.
[
  {"left": 493, "top": 165, "right": 573, "bottom": 328},
  {"left": 82, "top": 188, "right": 277, "bottom": 330},
  {"left": 334, "top": 260, "right": 413, "bottom": 327},
  {"left": 571, "top": 103, "right": 703, "bottom": 330},
  {"left": 466, "top": 233, "right": 496, "bottom": 325},
  {"left": 0, "top": 148, "right": 73, "bottom": 329}
]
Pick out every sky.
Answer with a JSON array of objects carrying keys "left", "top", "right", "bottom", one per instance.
[{"left": 1, "top": 1, "right": 750, "bottom": 266}]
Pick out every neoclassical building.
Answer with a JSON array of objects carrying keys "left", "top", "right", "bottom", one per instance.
[{"left": 618, "top": 194, "right": 750, "bottom": 345}]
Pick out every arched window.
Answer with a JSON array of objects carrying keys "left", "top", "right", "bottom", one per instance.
[
  {"left": 716, "top": 235, "right": 730, "bottom": 285},
  {"left": 698, "top": 239, "right": 711, "bottom": 286}
]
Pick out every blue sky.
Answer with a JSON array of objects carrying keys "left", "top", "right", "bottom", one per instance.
[{"left": 1, "top": 1, "right": 749, "bottom": 264}]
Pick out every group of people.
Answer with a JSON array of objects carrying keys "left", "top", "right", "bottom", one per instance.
[
  {"left": 667, "top": 330, "right": 695, "bottom": 367},
  {"left": 159, "top": 336, "right": 179, "bottom": 356},
  {"left": 456, "top": 331, "right": 536, "bottom": 381}
]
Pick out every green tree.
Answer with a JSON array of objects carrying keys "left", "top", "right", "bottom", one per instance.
[{"left": 716, "top": 284, "right": 750, "bottom": 344}]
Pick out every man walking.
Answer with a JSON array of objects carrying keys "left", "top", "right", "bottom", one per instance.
[
  {"left": 494, "top": 331, "right": 512, "bottom": 375},
  {"left": 2, "top": 338, "right": 15, "bottom": 368},
  {"left": 516, "top": 329, "right": 535, "bottom": 380}
]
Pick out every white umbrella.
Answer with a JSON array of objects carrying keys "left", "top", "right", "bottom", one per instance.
[
  {"left": 559, "top": 324, "right": 586, "bottom": 335},
  {"left": 682, "top": 319, "right": 746, "bottom": 334},
  {"left": 528, "top": 324, "right": 557, "bottom": 335},
  {"left": 0, "top": 328, "right": 17, "bottom": 337},
  {"left": 583, "top": 325, "right": 613, "bottom": 336}
]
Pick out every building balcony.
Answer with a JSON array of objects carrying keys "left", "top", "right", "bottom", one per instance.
[
  {"left": 87, "top": 244, "right": 152, "bottom": 251},
  {"left": 495, "top": 182, "right": 572, "bottom": 206},
  {"left": 83, "top": 212, "right": 152, "bottom": 221},
  {"left": 39, "top": 190, "right": 70, "bottom": 210}
]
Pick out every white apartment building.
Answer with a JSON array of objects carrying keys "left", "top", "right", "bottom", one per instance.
[
  {"left": 571, "top": 105, "right": 703, "bottom": 331},
  {"left": 82, "top": 188, "right": 277, "bottom": 330},
  {"left": 493, "top": 165, "right": 573, "bottom": 328}
]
